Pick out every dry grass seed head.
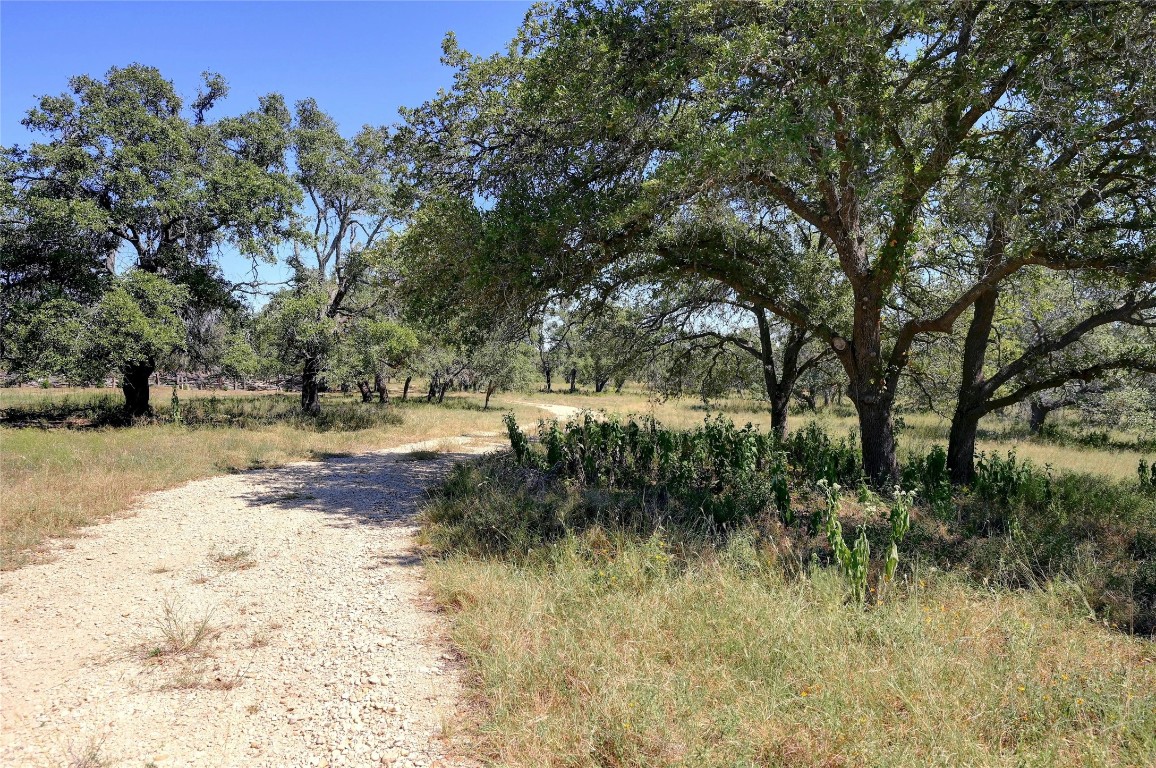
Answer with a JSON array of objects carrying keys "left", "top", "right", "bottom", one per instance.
[{"left": 147, "top": 598, "right": 218, "bottom": 659}]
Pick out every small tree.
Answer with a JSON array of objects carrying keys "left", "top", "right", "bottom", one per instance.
[{"left": 13, "top": 271, "right": 188, "bottom": 409}]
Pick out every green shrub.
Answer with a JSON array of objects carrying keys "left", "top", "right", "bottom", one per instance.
[{"left": 901, "top": 443, "right": 954, "bottom": 517}]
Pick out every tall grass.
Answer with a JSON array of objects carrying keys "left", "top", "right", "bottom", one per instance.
[{"left": 429, "top": 534, "right": 1156, "bottom": 767}]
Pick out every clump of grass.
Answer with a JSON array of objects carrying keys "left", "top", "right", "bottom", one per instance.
[
  {"left": 67, "top": 735, "right": 106, "bottom": 768},
  {"left": 211, "top": 548, "right": 256, "bottom": 572},
  {"left": 145, "top": 599, "right": 217, "bottom": 659},
  {"left": 406, "top": 449, "right": 443, "bottom": 461}
]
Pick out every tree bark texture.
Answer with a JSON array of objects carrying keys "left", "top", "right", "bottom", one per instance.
[
  {"left": 301, "top": 357, "right": 322, "bottom": 415},
  {"left": 121, "top": 362, "right": 154, "bottom": 417}
]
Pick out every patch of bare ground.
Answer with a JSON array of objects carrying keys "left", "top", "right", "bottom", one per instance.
[{"left": 0, "top": 434, "right": 498, "bottom": 767}]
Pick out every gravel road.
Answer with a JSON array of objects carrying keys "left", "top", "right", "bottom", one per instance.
[{"left": 1, "top": 434, "right": 500, "bottom": 768}]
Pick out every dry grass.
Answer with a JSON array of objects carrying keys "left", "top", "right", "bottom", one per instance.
[
  {"left": 67, "top": 736, "right": 107, "bottom": 768},
  {"left": 146, "top": 598, "right": 218, "bottom": 659},
  {"left": 430, "top": 536, "right": 1156, "bottom": 767},
  {"left": 211, "top": 548, "right": 257, "bottom": 572},
  {"left": 0, "top": 386, "right": 544, "bottom": 568}
]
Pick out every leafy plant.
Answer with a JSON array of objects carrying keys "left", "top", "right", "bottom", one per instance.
[{"left": 1139, "top": 458, "right": 1156, "bottom": 491}]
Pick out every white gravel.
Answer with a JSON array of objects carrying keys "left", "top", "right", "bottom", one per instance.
[{"left": 1, "top": 434, "right": 500, "bottom": 768}]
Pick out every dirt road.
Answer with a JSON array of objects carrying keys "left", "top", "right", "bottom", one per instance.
[{"left": 0, "top": 434, "right": 500, "bottom": 768}]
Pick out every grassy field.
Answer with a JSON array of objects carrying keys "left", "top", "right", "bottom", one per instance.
[
  {"left": 3, "top": 385, "right": 1149, "bottom": 567},
  {"left": 430, "top": 539, "right": 1155, "bottom": 767},
  {"left": 0, "top": 386, "right": 546, "bottom": 568},
  {"left": 418, "top": 394, "right": 1156, "bottom": 767}
]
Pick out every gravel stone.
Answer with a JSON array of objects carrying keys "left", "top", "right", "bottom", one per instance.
[{"left": 1, "top": 435, "right": 500, "bottom": 767}]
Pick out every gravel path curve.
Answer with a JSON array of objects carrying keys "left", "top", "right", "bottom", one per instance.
[
  {"left": 1, "top": 434, "right": 501, "bottom": 768},
  {"left": 504, "top": 401, "right": 583, "bottom": 420}
]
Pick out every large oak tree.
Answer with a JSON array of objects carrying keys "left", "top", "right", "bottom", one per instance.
[{"left": 402, "top": 0, "right": 1156, "bottom": 484}]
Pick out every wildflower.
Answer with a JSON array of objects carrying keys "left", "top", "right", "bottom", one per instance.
[{"left": 1017, "top": 686, "right": 1025, "bottom": 692}]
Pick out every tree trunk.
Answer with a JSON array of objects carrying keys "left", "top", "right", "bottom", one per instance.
[
  {"left": 427, "top": 376, "right": 438, "bottom": 403},
  {"left": 484, "top": 381, "right": 496, "bottom": 410},
  {"left": 769, "top": 393, "right": 789, "bottom": 442},
  {"left": 569, "top": 367, "right": 577, "bottom": 394},
  {"left": 121, "top": 362, "right": 154, "bottom": 417},
  {"left": 947, "top": 285, "right": 999, "bottom": 485},
  {"left": 756, "top": 307, "right": 801, "bottom": 443},
  {"left": 437, "top": 382, "right": 448, "bottom": 403},
  {"left": 375, "top": 373, "right": 389, "bottom": 404},
  {"left": 301, "top": 357, "right": 322, "bottom": 415},
  {"left": 1028, "top": 399, "right": 1050, "bottom": 434},
  {"left": 857, "top": 398, "right": 899, "bottom": 487},
  {"left": 947, "top": 410, "right": 982, "bottom": 485},
  {"left": 544, "top": 367, "right": 552, "bottom": 392},
  {"left": 595, "top": 377, "right": 608, "bottom": 393},
  {"left": 356, "top": 381, "right": 373, "bottom": 403},
  {"left": 402, "top": 376, "right": 412, "bottom": 402}
]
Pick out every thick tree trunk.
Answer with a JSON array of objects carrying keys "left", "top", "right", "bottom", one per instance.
[
  {"left": 121, "top": 362, "right": 154, "bottom": 417},
  {"left": 301, "top": 357, "right": 322, "bottom": 415},
  {"left": 569, "top": 367, "right": 578, "bottom": 393},
  {"left": 402, "top": 376, "right": 412, "bottom": 402},
  {"left": 947, "top": 410, "right": 982, "bottom": 484},
  {"left": 437, "top": 382, "right": 448, "bottom": 403},
  {"left": 356, "top": 381, "right": 373, "bottom": 403},
  {"left": 595, "top": 377, "right": 608, "bottom": 393},
  {"left": 374, "top": 373, "right": 389, "bottom": 404},
  {"left": 857, "top": 398, "right": 899, "bottom": 487},
  {"left": 544, "top": 367, "right": 552, "bottom": 392},
  {"left": 427, "top": 376, "right": 438, "bottom": 403}
]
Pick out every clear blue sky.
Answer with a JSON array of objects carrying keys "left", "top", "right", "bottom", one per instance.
[{"left": 1, "top": 1, "right": 533, "bottom": 290}]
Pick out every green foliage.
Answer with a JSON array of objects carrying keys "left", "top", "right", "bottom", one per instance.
[
  {"left": 954, "top": 471, "right": 1156, "bottom": 636},
  {"left": 10, "top": 271, "right": 189, "bottom": 384},
  {"left": 971, "top": 450, "right": 1052, "bottom": 533},
  {"left": 1140, "top": 458, "right": 1156, "bottom": 491},
  {"left": 782, "top": 422, "right": 862, "bottom": 487},
  {"left": 84, "top": 272, "right": 190, "bottom": 377},
  {"left": 901, "top": 444, "right": 954, "bottom": 517},
  {"left": 255, "top": 288, "right": 336, "bottom": 368},
  {"left": 506, "top": 413, "right": 791, "bottom": 528},
  {"left": 0, "top": 392, "right": 403, "bottom": 432}
]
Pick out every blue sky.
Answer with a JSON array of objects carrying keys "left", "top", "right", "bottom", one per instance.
[{"left": 1, "top": 1, "right": 533, "bottom": 291}]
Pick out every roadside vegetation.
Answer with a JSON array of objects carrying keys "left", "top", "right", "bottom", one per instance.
[{"left": 421, "top": 413, "right": 1156, "bottom": 767}]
